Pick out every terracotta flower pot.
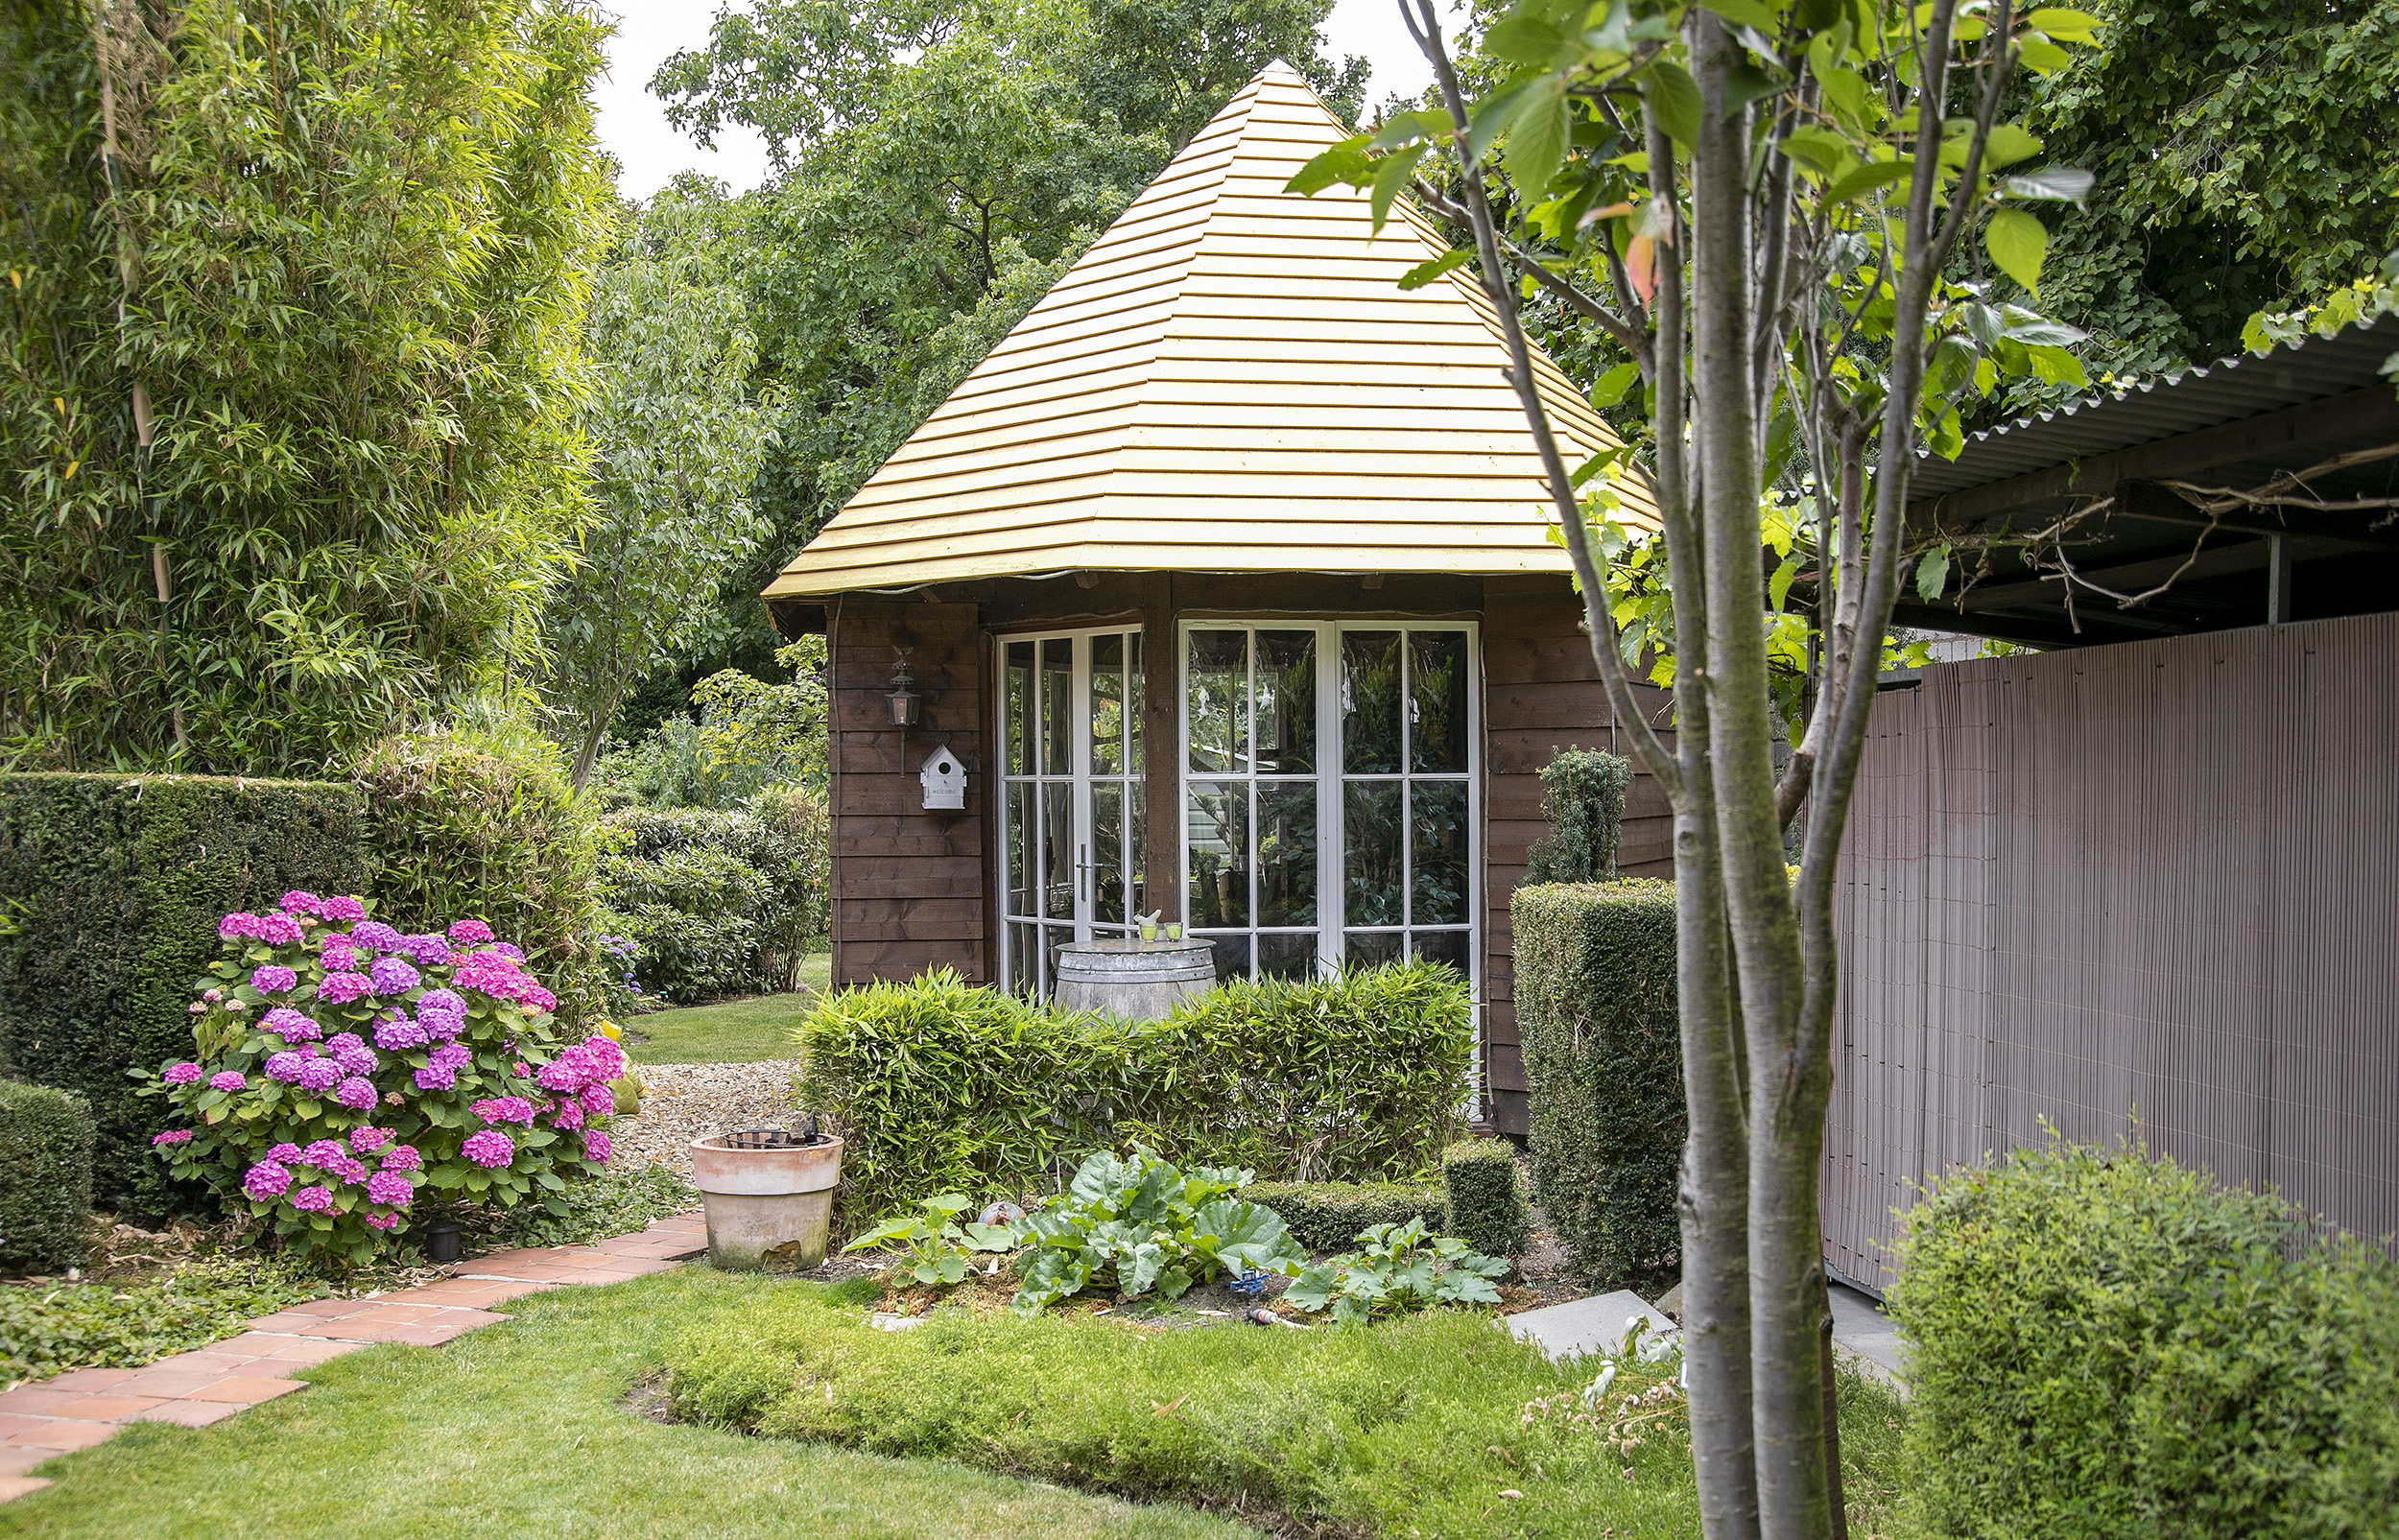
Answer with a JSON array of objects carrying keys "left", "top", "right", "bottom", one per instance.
[{"left": 689, "top": 1133, "right": 843, "bottom": 1270}]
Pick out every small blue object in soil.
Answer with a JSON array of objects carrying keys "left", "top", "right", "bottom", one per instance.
[{"left": 1228, "top": 1268, "right": 1269, "bottom": 1299}]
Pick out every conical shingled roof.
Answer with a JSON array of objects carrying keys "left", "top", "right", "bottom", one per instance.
[{"left": 763, "top": 62, "right": 1651, "bottom": 601}]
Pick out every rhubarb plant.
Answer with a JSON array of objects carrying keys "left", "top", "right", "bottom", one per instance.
[
  {"left": 1283, "top": 1218, "right": 1508, "bottom": 1323},
  {"left": 1011, "top": 1149, "right": 1306, "bottom": 1312}
]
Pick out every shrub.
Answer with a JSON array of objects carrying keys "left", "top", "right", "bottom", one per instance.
[
  {"left": 1245, "top": 1179, "right": 1444, "bottom": 1254},
  {"left": 0, "top": 1079, "right": 95, "bottom": 1273},
  {"left": 353, "top": 723, "right": 608, "bottom": 1024},
  {"left": 134, "top": 892, "right": 629, "bottom": 1265},
  {"left": 1, "top": 1257, "right": 322, "bottom": 1383},
  {"left": 1526, "top": 747, "right": 1633, "bottom": 882},
  {"left": 1889, "top": 1136, "right": 2399, "bottom": 1540},
  {"left": 599, "top": 792, "right": 829, "bottom": 1002},
  {"left": 1511, "top": 880, "right": 1683, "bottom": 1285},
  {"left": 1284, "top": 1218, "right": 1507, "bottom": 1322},
  {"left": 798, "top": 964, "right": 1473, "bottom": 1227},
  {"left": 1441, "top": 1138, "right": 1529, "bottom": 1258},
  {"left": 0, "top": 772, "right": 365, "bottom": 1203}
]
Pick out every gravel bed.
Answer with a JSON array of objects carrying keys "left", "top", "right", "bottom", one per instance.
[{"left": 611, "top": 1059, "right": 805, "bottom": 1175}]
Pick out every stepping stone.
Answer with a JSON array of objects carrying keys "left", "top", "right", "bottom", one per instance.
[{"left": 1505, "top": 1290, "right": 1679, "bottom": 1362}]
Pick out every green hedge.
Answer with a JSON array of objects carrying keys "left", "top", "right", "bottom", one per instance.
[
  {"left": 1889, "top": 1138, "right": 2399, "bottom": 1540},
  {"left": 600, "top": 789, "right": 828, "bottom": 1003},
  {"left": 1511, "top": 880, "right": 1682, "bottom": 1285},
  {"left": 1526, "top": 747, "right": 1632, "bottom": 882},
  {"left": 1247, "top": 1180, "right": 1444, "bottom": 1254},
  {"left": 0, "top": 773, "right": 365, "bottom": 1205},
  {"left": 1441, "top": 1138, "right": 1528, "bottom": 1258},
  {"left": 0, "top": 1078, "right": 96, "bottom": 1272},
  {"left": 797, "top": 963, "right": 1473, "bottom": 1225}
]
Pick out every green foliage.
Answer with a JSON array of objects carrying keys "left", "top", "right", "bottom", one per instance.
[
  {"left": 1, "top": 1256, "right": 325, "bottom": 1385},
  {"left": 0, "top": 772, "right": 365, "bottom": 1206},
  {"left": 1282, "top": 1218, "right": 1507, "bottom": 1323},
  {"left": 662, "top": 1286, "right": 1722, "bottom": 1535},
  {"left": 797, "top": 965, "right": 1473, "bottom": 1226},
  {"left": 1525, "top": 747, "right": 1632, "bottom": 884},
  {"left": 2009, "top": 0, "right": 2399, "bottom": 392},
  {"left": 596, "top": 641, "right": 829, "bottom": 810},
  {"left": 843, "top": 1193, "right": 1020, "bottom": 1287},
  {"left": 0, "top": 0, "right": 614, "bottom": 774},
  {"left": 549, "top": 182, "right": 780, "bottom": 789},
  {"left": 1439, "top": 1139, "right": 1529, "bottom": 1260},
  {"left": 1009, "top": 1149, "right": 1306, "bottom": 1311},
  {"left": 1888, "top": 1136, "right": 2399, "bottom": 1540},
  {"left": 0, "top": 1078, "right": 95, "bottom": 1273},
  {"left": 2244, "top": 248, "right": 2399, "bottom": 387},
  {"left": 599, "top": 792, "right": 829, "bottom": 1002},
  {"left": 1511, "top": 881, "right": 1683, "bottom": 1287},
  {"left": 353, "top": 723, "right": 608, "bottom": 1025},
  {"left": 489, "top": 1165, "right": 698, "bottom": 1251},
  {"left": 1241, "top": 1179, "right": 1443, "bottom": 1255}
]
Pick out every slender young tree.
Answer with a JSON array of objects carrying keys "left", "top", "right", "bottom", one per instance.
[{"left": 1300, "top": 1, "right": 2098, "bottom": 1533}]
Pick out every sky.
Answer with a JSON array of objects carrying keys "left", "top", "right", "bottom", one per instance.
[{"left": 592, "top": 0, "right": 1456, "bottom": 201}]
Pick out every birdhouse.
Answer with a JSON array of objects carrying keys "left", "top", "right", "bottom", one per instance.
[{"left": 919, "top": 745, "right": 966, "bottom": 811}]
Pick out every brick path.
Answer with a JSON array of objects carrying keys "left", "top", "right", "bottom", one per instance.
[{"left": 0, "top": 1211, "right": 707, "bottom": 1504}]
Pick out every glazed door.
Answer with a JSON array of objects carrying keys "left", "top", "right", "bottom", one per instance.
[{"left": 998, "top": 628, "right": 1147, "bottom": 998}]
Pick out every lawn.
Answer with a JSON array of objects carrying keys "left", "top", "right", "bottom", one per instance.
[
  {"left": 0, "top": 1268, "right": 1251, "bottom": 1540},
  {"left": 628, "top": 956, "right": 830, "bottom": 1064}
]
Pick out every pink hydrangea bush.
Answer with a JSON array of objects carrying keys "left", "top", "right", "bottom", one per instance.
[{"left": 136, "top": 892, "right": 626, "bottom": 1265}]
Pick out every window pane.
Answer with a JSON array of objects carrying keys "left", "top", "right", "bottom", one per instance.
[
  {"left": 1128, "top": 779, "right": 1147, "bottom": 920},
  {"left": 1344, "top": 781, "right": 1403, "bottom": 927},
  {"left": 1041, "top": 638, "right": 1073, "bottom": 775},
  {"left": 1411, "top": 780, "right": 1470, "bottom": 925},
  {"left": 1412, "top": 930, "right": 1471, "bottom": 975},
  {"left": 1342, "top": 630, "right": 1402, "bottom": 773},
  {"left": 1258, "top": 933, "right": 1318, "bottom": 981},
  {"left": 1005, "top": 641, "right": 1034, "bottom": 774},
  {"left": 1128, "top": 632, "right": 1145, "bottom": 774},
  {"left": 1256, "top": 780, "right": 1318, "bottom": 927},
  {"left": 1042, "top": 926, "right": 1066, "bottom": 996},
  {"left": 1091, "top": 633, "right": 1125, "bottom": 775},
  {"left": 1254, "top": 630, "right": 1317, "bottom": 773},
  {"left": 1187, "top": 629, "right": 1248, "bottom": 773},
  {"left": 1093, "top": 784, "right": 1125, "bottom": 922},
  {"left": 1410, "top": 631, "right": 1469, "bottom": 772},
  {"left": 1199, "top": 931, "right": 1249, "bottom": 983},
  {"left": 1186, "top": 781, "right": 1250, "bottom": 928},
  {"left": 1008, "top": 922, "right": 1039, "bottom": 998},
  {"left": 1042, "top": 782, "right": 1073, "bottom": 919},
  {"left": 1007, "top": 783, "right": 1033, "bottom": 916},
  {"left": 1345, "top": 931, "right": 1404, "bottom": 969}
]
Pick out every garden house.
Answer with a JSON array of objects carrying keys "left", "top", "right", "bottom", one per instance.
[
  {"left": 761, "top": 63, "right": 1666, "bottom": 1134},
  {"left": 1825, "top": 317, "right": 2399, "bottom": 1287}
]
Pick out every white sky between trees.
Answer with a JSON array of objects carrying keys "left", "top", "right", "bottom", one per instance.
[{"left": 593, "top": 0, "right": 1461, "bottom": 201}]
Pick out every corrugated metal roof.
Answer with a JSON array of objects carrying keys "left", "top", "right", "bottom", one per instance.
[
  {"left": 764, "top": 63, "right": 1650, "bottom": 601},
  {"left": 1912, "top": 316, "right": 2399, "bottom": 500}
]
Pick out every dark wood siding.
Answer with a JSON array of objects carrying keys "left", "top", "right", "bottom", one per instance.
[
  {"left": 828, "top": 599, "right": 988, "bottom": 984},
  {"left": 1825, "top": 612, "right": 2399, "bottom": 1290},
  {"left": 1482, "top": 575, "right": 1676, "bottom": 1136}
]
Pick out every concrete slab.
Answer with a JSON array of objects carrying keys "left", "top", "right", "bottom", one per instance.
[
  {"left": 1827, "top": 1282, "right": 1904, "bottom": 1383},
  {"left": 1505, "top": 1291, "right": 1679, "bottom": 1362}
]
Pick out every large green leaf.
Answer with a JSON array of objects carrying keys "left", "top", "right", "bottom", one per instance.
[
  {"left": 1506, "top": 72, "right": 1574, "bottom": 198},
  {"left": 1983, "top": 207, "right": 2048, "bottom": 293}
]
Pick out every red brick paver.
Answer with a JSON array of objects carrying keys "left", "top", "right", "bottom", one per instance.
[{"left": 0, "top": 1209, "right": 706, "bottom": 1503}]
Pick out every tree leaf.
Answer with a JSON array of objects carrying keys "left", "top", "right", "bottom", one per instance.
[
  {"left": 1983, "top": 207, "right": 2048, "bottom": 293},
  {"left": 1981, "top": 124, "right": 2043, "bottom": 169},
  {"left": 1369, "top": 143, "right": 1429, "bottom": 230},
  {"left": 1698, "top": 0, "right": 1783, "bottom": 36},
  {"left": 1588, "top": 361, "right": 1643, "bottom": 409},
  {"left": 1505, "top": 73, "right": 1574, "bottom": 198},
  {"left": 2003, "top": 167, "right": 2094, "bottom": 202},
  {"left": 1640, "top": 61, "right": 1701, "bottom": 149},
  {"left": 1825, "top": 158, "right": 1909, "bottom": 202},
  {"left": 1914, "top": 543, "right": 1952, "bottom": 603},
  {"left": 2025, "top": 8, "right": 2102, "bottom": 41}
]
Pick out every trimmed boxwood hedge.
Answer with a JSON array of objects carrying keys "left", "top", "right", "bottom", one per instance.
[
  {"left": 0, "top": 1078, "right": 96, "bottom": 1272},
  {"left": 0, "top": 773, "right": 365, "bottom": 1206},
  {"left": 1246, "top": 1180, "right": 1445, "bottom": 1254},
  {"left": 1511, "top": 879, "right": 1682, "bottom": 1285},
  {"left": 1440, "top": 1138, "right": 1528, "bottom": 1258},
  {"left": 1890, "top": 1137, "right": 2399, "bottom": 1539}
]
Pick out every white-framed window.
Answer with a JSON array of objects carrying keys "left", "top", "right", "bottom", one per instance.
[{"left": 1177, "top": 620, "right": 1479, "bottom": 988}]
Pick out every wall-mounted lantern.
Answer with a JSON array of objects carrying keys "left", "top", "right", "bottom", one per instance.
[
  {"left": 886, "top": 647, "right": 920, "bottom": 728},
  {"left": 919, "top": 745, "right": 966, "bottom": 811}
]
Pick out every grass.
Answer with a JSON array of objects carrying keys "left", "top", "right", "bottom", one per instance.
[
  {"left": 627, "top": 956, "right": 830, "bottom": 1064},
  {"left": 0, "top": 1268, "right": 1253, "bottom": 1540},
  {"left": 663, "top": 1287, "right": 1916, "bottom": 1539}
]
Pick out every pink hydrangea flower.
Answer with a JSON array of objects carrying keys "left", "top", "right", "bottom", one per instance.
[
  {"left": 333, "top": 1076, "right": 377, "bottom": 1110},
  {"left": 366, "top": 1172, "right": 413, "bottom": 1207},
  {"left": 374, "top": 1016, "right": 429, "bottom": 1051},
  {"left": 364, "top": 1212, "right": 399, "bottom": 1231},
  {"left": 399, "top": 933, "right": 451, "bottom": 967},
  {"left": 416, "top": 989, "right": 467, "bottom": 1038},
  {"left": 268, "top": 1143, "right": 304, "bottom": 1163},
  {"left": 349, "top": 1125, "right": 392, "bottom": 1153},
  {"left": 534, "top": 1056, "right": 582, "bottom": 1093},
  {"left": 324, "top": 1152, "right": 370, "bottom": 1184},
  {"left": 151, "top": 1128, "right": 193, "bottom": 1147},
  {"left": 318, "top": 971, "right": 373, "bottom": 1005},
  {"left": 321, "top": 895, "right": 367, "bottom": 923},
  {"left": 299, "top": 1140, "right": 347, "bottom": 1168},
  {"left": 429, "top": 1041, "right": 470, "bottom": 1072},
  {"left": 579, "top": 1081, "right": 615, "bottom": 1118},
  {"left": 414, "top": 1064, "right": 456, "bottom": 1092},
  {"left": 381, "top": 1144, "right": 422, "bottom": 1172},
  {"left": 251, "top": 963, "right": 297, "bottom": 994},
  {"left": 582, "top": 1035, "right": 627, "bottom": 1081},
  {"left": 296, "top": 1056, "right": 343, "bottom": 1094},
  {"left": 244, "top": 1160, "right": 293, "bottom": 1199},
  {"left": 264, "top": 1051, "right": 308, "bottom": 1084},
  {"left": 581, "top": 1130, "right": 612, "bottom": 1165},
  {"left": 219, "top": 912, "right": 260, "bottom": 941},
  {"left": 290, "top": 1184, "right": 336, "bottom": 1213},
  {"left": 471, "top": 1096, "right": 534, "bottom": 1126},
  {"left": 209, "top": 1071, "right": 246, "bottom": 1092},
  {"left": 280, "top": 890, "right": 322, "bottom": 917},
  {"left": 261, "top": 1007, "right": 322, "bottom": 1042},
  {"left": 368, "top": 956, "right": 420, "bottom": 996},
  {"left": 163, "top": 1061, "right": 202, "bottom": 1085},
  {"left": 327, "top": 1034, "right": 378, "bottom": 1076},
  {"left": 462, "top": 1130, "right": 513, "bottom": 1169},
  {"left": 351, "top": 920, "right": 404, "bottom": 952},
  {"left": 254, "top": 912, "right": 303, "bottom": 946},
  {"left": 448, "top": 918, "right": 494, "bottom": 945},
  {"left": 550, "top": 1097, "right": 584, "bottom": 1130}
]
